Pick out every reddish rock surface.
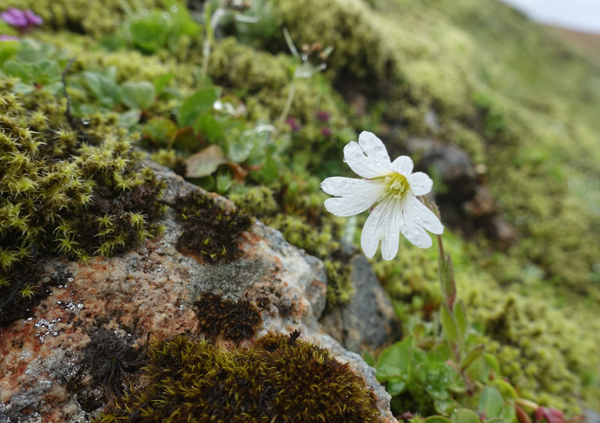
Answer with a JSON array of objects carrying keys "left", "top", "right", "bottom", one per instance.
[{"left": 0, "top": 164, "right": 397, "bottom": 423}]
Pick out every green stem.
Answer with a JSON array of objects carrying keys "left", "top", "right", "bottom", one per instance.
[
  {"left": 201, "top": 3, "right": 220, "bottom": 88},
  {"left": 277, "top": 81, "right": 296, "bottom": 129}
]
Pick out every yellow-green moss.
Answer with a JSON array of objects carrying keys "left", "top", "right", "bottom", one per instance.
[
  {"left": 0, "top": 80, "right": 165, "bottom": 325},
  {"left": 3, "top": 0, "right": 158, "bottom": 38}
]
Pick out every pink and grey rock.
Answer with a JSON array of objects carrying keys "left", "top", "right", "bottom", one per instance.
[{"left": 0, "top": 163, "right": 398, "bottom": 423}]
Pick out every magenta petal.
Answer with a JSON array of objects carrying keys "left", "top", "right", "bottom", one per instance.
[{"left": 24, "top": 10, "right": 43, "bottom": 26}]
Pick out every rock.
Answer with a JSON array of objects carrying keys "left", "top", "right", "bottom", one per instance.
[
  {"left": 320, "top": 253, "right": 401, "bottom": 354},
  {"left": 0, "top": 163, "right": 397, "bottom": 423},
  {"left": 584, "top": 408, "right": 600, "bottom": 423},
  {"left": 407, "top": 137, "right": 517, "bottom": 247}
]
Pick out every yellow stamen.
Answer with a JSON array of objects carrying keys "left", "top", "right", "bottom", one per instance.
[{"left": 382, "top": 173, "right": 409, "bottom": 200}]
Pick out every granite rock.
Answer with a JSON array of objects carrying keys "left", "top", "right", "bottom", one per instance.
[{"left": 0, "top": 163, "right": 397, "bottom": 423}]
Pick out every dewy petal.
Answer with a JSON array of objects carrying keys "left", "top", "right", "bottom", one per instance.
[
  {"left": 343, "top": 133, "right": 392, "bottom": 178},
  {"left": 380, "top": 200, "right": 402, "bottom": 260},
  {"left": 322, "top": 177, "right": 385, "bottom": 217},
  {"left": 358, "top": 131, "right": 391, "bottom": 169},
  {"left": 361, "top": 197, "right": 398, "bottom": 259},
  {"left": 405, "top": 194, "right": 444, "bottom": 235},
  {"left": 408, "top": 172, "right": 433, "bottom": 196},
  {"left": 399, "top": 205, "right": 433, "bottom": 248},
  {"left": 391, "top": 156, "right": 414, "bottom": 176}
]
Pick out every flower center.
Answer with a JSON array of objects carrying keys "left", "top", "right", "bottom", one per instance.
[{"left": 382, "top": 173, "right": 410, "bottom": 200}]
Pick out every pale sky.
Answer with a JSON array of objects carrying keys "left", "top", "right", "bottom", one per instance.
[{"left": 500, "top": 0, "right": 600, "bottom": 33}]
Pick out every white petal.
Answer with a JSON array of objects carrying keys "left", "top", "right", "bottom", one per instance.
[
  {"left": 391, "top": 156, "right": 414, "bottom": 176},
  {"left": 361, "top": 198, "right": 398, "bottom": 259},
  {"left": 380, "top": 201, "right": 402, "bottom": 261},
  {"left": 399, "top": 209, "right": 433, "bottom": 249},
  {"left": 321, "top": 177, "right": 385, "bottom": 217},
  {"left": 343, "top": 134, "right": 392, "bottom": 178},
  {"left": 408, "top": 172, "right": 433, "bottom": 196},
  {"left": 358, "top": 131, "right": 391, "bottom": 170},
  {"left": 320, "top": 176, "right": 383, "bottom": 197},
  {"left": 405, "top": 195, "right": 444, "bottom": 235}
]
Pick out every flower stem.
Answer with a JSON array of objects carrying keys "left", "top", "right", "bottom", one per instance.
[{"left": 277, "top": 81, "right": 296, "bottom": 129}]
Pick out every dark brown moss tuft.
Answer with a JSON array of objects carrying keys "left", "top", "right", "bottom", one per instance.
[
  {"left": 195, "top": 292, "right": 263, "bottom": 343},
  {"left": 70, "top": 327, "right": 145, "bottom": 412},
  {"left": 173, "top": 191, "right": 253, "bottom": 263},
  {"left": 0, "top": 260, "right": 44, "bottom": 326},
  {"left": 95, "top": 332, "right": 381, "bottom": 423}
]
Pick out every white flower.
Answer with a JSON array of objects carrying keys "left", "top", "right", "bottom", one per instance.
[{"left": 321, "top": 131, "right": 443, "bottom": 260}]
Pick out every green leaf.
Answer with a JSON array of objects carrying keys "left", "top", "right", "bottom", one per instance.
[
  {"left": 484, "top": 353, "right": 501, "bottom": 375},
  {"left": 461, "top": 344, "right": 485, "bottom": 371},
  {"left": 464, "top": 355, "right": 488, "bottom": 383},
  {"left": 12, "top": 81, "right": 34, "bottom": 94},
  {"left": 478, "top": 387, "right": 504, "bottom": 419},
  {"left": 375, "top": 336, "right": 412, "bottom": 382},
  {"left": 423, "top": 417, "right": 453, "bottom": 423},
  {"left": 489, "top": 380, "right": 517, "bottom": 402},
  {"left": 14, "top": 40, "right": 56, "bottom": 64},
  {"left": 451, "top": 408, "right": 481, "bottom": 423},
  {"left": 100, "top": 34, "right": 126, "bottom": 52},
  {"left": 440, "top": 303, "right": 460, "bottom": 346},
  {"left": 153, "top": 73, "right": 175, "bottom": 95},
  {"left": 185, "top": 145, "right": 226, "bottom": 178},
  {"left": 228, "top": 134, "right": 254, "bottom": 163},
  {"left": 121, "top": 80, "right": 156, "bottom": 110},
  {"left": 142, "top": 117, "right": 179, "bottom": 147},
  {"left": 0, "top": 40, "right": 21, "bottom": 66},
  {"left": 3, "top": 60, "right": 30, "bottom": 82},
  {"left": 454, "top": 300, "right": 468, "bottom": 339},
  {"left": 417, "top": 350, "right": 461, "bottom": 400},
  {"left": 177, "top": 88, "right": 219, "bottom": 128},
  {"left": 118, "top": 109, "right": 141, "bottom": 128},
  {"left": 33, "top": 60, "right": 60, "bottom": 79},
  {"left": 435, "top": 398, "right": 460, "bottom": 415},
  {"left": 163, "top": 0, "right": 200, "bottom": 39},
  {"left": 386, "top": 377, "right": 406, "bottom": 396},
  {"left": 129, "top": 12, "right": 170, "bottom": 53},
  {"left": 83, "top": 71, "right": 120, "bottom": 108},
  {"left": 194, "top": 113, "right": 224, "bottom": 143}
]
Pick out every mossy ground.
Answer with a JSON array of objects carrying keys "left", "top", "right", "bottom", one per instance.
[
  {"left": 2, "top": 0, "right": 600, "bottom": 417},
  {"left": 94, "top": 332, "right": 380, "bottom": 423},
  {"left": 0, "top": 80, "right": 165, "bottom": 325}
]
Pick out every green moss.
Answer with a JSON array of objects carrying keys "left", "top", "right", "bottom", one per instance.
[
  {"left": 173, "top": 191, "right": 253, "bottom": 263},
  {"left": 195, "top": 292, "right": 263, "bottom": 343},
  {"left": 95, "top": 332, "right": 380, "bottom": 423},
  {"left": 4, "top": 0, "right": 158, "bottom": 38},
  {"left": 0, "top": 83, "right": 165, "bottom": 325},
  {"left": 373, "top": 233, "right": 600, "bottom": 414}
]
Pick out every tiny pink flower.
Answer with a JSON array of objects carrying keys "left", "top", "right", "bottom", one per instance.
[
  {"left": 321, "top": 127, "right": 332, "bottom": 137},
  {"left": 286, "top": 117, "right": 302, "bottom": 132},
  {"left": 316, "top": 110, "right": 331, "bottom": 123},
  {"left": 1, "top": 8, "right": 43, "bottom": 32}
]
